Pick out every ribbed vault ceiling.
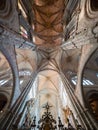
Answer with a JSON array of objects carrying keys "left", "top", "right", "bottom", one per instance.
[
  {"left": 32, "top": 0, "right": 65, "bottom": 45},
  {"left": 0, "top": 0, "right": 98, "bottom": 119}
]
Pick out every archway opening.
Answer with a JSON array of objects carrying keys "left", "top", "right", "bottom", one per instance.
[
  {"left": 0, "top": 94, "right": 7, "bottom": 111},
  {"left": 88, "top": 93, "right": 98, "bottom": 120},
  {"left": 90, "top": 0, "right": 98, "bottom": 11},
  {"left": 82, "top": 48, "right": 98, "bottom": 121},
  {"left": 0, "top": 0, "right": 6, "bottom": 10}
]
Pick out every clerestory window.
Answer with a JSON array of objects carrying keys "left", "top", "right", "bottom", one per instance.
[{"left": 71, "top": 76, "right": 94, "bottom": 86}]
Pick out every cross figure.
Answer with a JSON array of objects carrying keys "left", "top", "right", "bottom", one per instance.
[{"left": 43, "top": 102, "right": 52, "bottom": 112}]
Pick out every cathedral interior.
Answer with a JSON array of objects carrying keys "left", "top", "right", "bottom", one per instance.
[{"left": 0, "top": 0, "right": 98, "bottom": 130}]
